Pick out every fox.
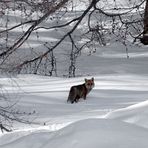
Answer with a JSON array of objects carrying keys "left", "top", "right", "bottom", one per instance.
[{"left": 67, "top": 77, "right": 95, "bottom": 103}]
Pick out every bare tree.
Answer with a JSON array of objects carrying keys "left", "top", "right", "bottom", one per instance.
[
  {"left": 0, "top": 0, "right": 147, "bottom": 131},
  {"left": 140, "top": 0, "right": 148, "bottom": 44},
  {"left": 0, "top": 93, "right": 34, "bottom": 132},
  {"left": 0, "top": 0, "right": 146, "bottom": 77}
]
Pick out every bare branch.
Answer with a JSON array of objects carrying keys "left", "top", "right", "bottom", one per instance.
[
  {"left": 0, "top": 0, "right": 69, "bottom": 60},
  {"left": 0, "top": 20, "right": 36, "bottom": 34}
]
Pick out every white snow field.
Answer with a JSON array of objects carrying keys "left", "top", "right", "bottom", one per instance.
[
  {"left": 0, "top": 70, "right": 148, "bottom": 147},
  {"left": 0, "top": 1, "right": 148, "bottom": 147},
  {"left": 0, "top": 29, "right": 148, "bottom": 147}
]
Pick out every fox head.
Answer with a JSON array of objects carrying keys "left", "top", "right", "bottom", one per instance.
[{"left": 84, "top": 77, "right": 95, "bottom": 90}]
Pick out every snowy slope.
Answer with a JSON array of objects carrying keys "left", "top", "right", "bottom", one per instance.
[
  {"left": 0, "top": 73, "right": 148, "bottom": 147},
  {"left": 1, "top": 74, "right": 148, "bottom": 128},
  {"left": 105, "top": 100, "right": 148, "bottom": 128},
  {"left": 1, "top": 119, "right": 148, "bottom": 148},
  {"left": 0, "top": 0, "right": 148, "bottom": 147}
]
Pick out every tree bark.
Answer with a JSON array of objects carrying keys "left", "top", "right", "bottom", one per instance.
[
  {"left": 141, "top": 0, "right": 148, "bottom": 45},
  {"left": 144, "top": 0, "right": 148, "bottom": 34}
]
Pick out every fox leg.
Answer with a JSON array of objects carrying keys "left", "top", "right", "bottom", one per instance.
[
  {"left": 83, "top": 92, "right": 87, "bottom": 100},
  {"left": 75, "top": 95, "right": 80, "bottom": 103},
  {"left": 67, "top": 87, "right": 76, "bottom": 103},
  {"left": 68, "top": 97, "right": 75, "bottom": 104}
]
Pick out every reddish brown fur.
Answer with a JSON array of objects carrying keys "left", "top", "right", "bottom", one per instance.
[{"left": 67, "top": 78, "right": 94, "bottom": 103}]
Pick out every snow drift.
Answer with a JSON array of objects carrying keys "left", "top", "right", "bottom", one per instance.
[
  {"left": 1, "top": 118, "right": 148, "bottom": 148},
  {"left": 105, "top": 100, "right": 148, "bottom": 129}
]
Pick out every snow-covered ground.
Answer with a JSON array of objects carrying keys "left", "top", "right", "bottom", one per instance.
[
  {"left": 0, "top": 27, "right": 148, "bottom": 148},
  {"left": 0, "top": 1, "right": 148, "bottom": 147},
  {"left": 0, "top": 67, "right": 148, "bottom": 147}
]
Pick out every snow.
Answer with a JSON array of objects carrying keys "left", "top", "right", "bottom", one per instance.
[
  {"left": 0, "top": 43, "right": 148, "bottom": 148},
  {"left": 1, "top": 119, "right": 148, "bottom": 148},
  {"left": 105, "top": 100, "right": 148, "bottom": 129},
  {"left": 1, "top": 73, "right": 148, "bottom": 148},
  {"left": 0, "top": 1, "right": 148, "bottom": 147}
]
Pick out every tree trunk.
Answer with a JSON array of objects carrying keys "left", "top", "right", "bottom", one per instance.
[{"left": 141, "top": 0, "right": 148, "bottom": 45}]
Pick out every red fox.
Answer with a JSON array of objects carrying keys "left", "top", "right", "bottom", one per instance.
[{"left": 67, "top": 78, "right": 95, "bottom": 103}]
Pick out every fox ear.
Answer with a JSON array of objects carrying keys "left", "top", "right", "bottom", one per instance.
[
  {"left": 85, "top": 78, "right": 87, "bottom": 82},
  {"left": 92, "top": 77, "right": 94, "bottom": 81}
]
